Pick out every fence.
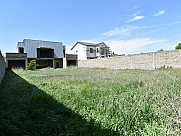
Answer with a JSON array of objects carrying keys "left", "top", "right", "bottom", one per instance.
[
  {"left": 78, "top": 50, "right": 181, "bottom": 70},
  {"left": 0, "top": 51, "right": 6, "bottom": 83}
]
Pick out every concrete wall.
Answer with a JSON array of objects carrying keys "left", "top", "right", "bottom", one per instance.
[
  {"left": 78, "top": 50, "right": 181, "bottom": 70},
  {"left": 0, "top": 51, "right": 6, "bottom": 83}
]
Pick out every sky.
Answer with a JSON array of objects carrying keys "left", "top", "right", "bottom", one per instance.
[{"left": 0, "top": 0, "right": 181, "bottom": 55}]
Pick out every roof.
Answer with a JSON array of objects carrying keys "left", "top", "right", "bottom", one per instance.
[
  {"left": 71, "top": 41, "right": 108, "bottom": 50},
  {"left": 23, "top": 39, "right": 63, "bottom": 44},
  {"left": 17, "top": 39, "right": 63, "bottom": 47}
]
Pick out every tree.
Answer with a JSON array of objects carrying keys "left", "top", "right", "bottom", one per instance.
[
  {"left": 175, "top": 43, "right": 181, "bottom": 50},
  {"left": 28, "top": 60, "right": 36, "bottom": 70},
  {"left": 158, "top": 49, "right": 164, "bottom": 52}
]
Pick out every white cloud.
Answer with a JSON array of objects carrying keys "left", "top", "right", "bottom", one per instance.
[
  {"left": 172, "top": 21, "right": 180, "bottom": 24},
  {"left": 106, "top": 38, "right": 167, "bottom": 54},
  {"left": 167, "top": 21, "right": 181, "bottom": 26},
  {"left": 127, "top": 15, "right": 145, "bottom": 22},
  {"left": 102, "top": 25, "right": 146, "bottom": 37},
  {"left": 103, "top": 27, "right": 130, "bottom": 37},
  {"left": 76, "top": 38, "right": 167, "bottom": 54},
  {"left": 153, "top": 10, "right": 165, "bottom": 16}
]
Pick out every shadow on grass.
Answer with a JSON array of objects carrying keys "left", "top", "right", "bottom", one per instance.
[{"left": 0, "top": 71, "right": 118, "bottom": 136}]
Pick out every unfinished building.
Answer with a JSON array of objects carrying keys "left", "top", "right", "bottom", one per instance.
[{"left": 6, "top": 39, "right": 66, "bottom": 69}]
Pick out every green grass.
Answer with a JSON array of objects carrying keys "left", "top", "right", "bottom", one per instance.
[{"left": 0, "top": 68, "right": 180, "bottom": 135}]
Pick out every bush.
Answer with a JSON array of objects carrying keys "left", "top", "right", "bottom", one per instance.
[
  {"left": 28, "top": 60, "right": 36, "bottom": 70},
  {"left": 175, "top": 43, "right": 181, "bottom": 50},
  {"left": 157, "top": 49, "right": 164, "bottom": 52}
]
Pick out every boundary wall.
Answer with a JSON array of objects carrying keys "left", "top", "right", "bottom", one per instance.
[
  {"left": 0, "top": 51, "right": 6, "bottom": 83},
  {"left": 78, "top": 50, "right": 181, "bottom": 70}
]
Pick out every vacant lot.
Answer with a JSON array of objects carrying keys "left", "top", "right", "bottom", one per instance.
[{"left": 0, "top": 68, "right": 180, "bottom": 135}]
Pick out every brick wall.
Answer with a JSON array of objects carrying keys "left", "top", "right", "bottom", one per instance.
[
  {"left": 78, "top": 50, "right": 181, "bottom": 70},
  {"left": 0, "top": 51, "right": 6, "bottom": 83}
]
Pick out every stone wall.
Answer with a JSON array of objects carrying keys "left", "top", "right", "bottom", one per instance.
[
  {"left": 78, "top": 50, "right": 181, "bottom": 70},
  {"left": 0, "top": 51, "right": 6, "bottom": 83}
]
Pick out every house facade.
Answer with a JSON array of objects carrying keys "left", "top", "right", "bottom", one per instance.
[
  {"left": 6, "top": 39, "right": 66, "bottom": 69},
  {"left": 71, "top": 42, "right": 111, "bottom": 60}
]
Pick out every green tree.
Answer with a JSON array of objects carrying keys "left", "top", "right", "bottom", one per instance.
[
  {"left": 158, "top": 49, "right": 164, "bottom": 52},
  {"left": 28, "top": 60, "right": 36, "bottom": 70},
  {"left": 175, "top": 43, "right": 181, "bottom": 49}
]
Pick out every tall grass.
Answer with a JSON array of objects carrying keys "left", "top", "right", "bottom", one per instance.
[{"left": 0, "top": 68, "right": 180, "bottom": 135}]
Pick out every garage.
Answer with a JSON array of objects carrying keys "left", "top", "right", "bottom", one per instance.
[
  {"left": 66, "top": 54, "right": 77, "bottom": 67},
  {"left": 8, "top": 60, "right": 26, "bottom": 69},
  {"left": 6, "top": 53, "right": 27, "bottom": 69}
]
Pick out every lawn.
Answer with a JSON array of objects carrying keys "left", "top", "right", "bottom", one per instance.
[{"left": 0, "top": 68, "right": 180, "bottom": 135}]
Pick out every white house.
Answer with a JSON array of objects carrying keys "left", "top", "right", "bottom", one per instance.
[{"left": 71, "top": 42, "right": 111, "bottom": 60}]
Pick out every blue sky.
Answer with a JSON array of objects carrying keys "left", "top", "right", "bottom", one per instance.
[{"left": 0, "top": 0, "right": 181, "bottom": 55}]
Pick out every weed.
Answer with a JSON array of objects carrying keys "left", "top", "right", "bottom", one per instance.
[{"left": 0, "top": 68, "right": 180, "bottom": 135}]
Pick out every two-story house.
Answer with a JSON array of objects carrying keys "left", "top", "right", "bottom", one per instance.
[
  {"left": 6, "top": 39, "right": 66, "bottom": 69},
  {"left": 71, "top": 42, "right": 111, "bottom": 60}
]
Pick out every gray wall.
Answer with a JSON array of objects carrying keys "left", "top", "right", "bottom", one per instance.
[
  {"left": 17, "top": 39, "right": 64, "bottom": 58},
  {"left": 78, "top": 50, "right": 181, "bottom": 70},
  {"left": 0, "top": 51, "right": 6, "bottom": 83}
]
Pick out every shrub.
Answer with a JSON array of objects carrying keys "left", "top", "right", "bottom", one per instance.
[
  {"left": 28, "top": 60, "right": 36, "bottom": 70},
  {"left": 157, "top": 49, "right": 164, "bottom": 52},
  {"left": 175, "top": 43, "right": 181, "bottom": 50}
]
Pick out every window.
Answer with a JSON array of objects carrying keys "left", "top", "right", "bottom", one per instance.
[
  {"left": 19, "top": 47, "right": 24, "bottom": 53},
  {"left": 90, "top": 48, "right": 93, "bottom": 53}
]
